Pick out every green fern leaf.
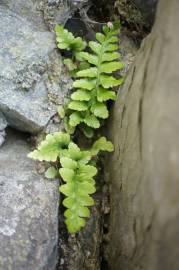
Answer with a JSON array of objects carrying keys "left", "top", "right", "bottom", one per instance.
[
  {"left": 63, "top": 195, "right": 94, "bottom": 207},
  {"left": 89, "top": 41, "right": 102, "bottom": 55},
  {"left": 97, "top": 87, "right": 116, "bottom": 101},
  {"left": 69, "top": 112, "right": 83, "bottom": 127},
  {"left": 57, "top": 105, "right": 65, "bottom": 118},
  {"left": 71, "top": 90, "right": 91, "bottom": 101},
  {"left": 68, "top": 101, "right": 88, "bottom": 111},
  {"left": 91, "top": 102, "right": 109, "bottom": 119},
  {"left": 96, "top": 33, "right": 105, "bottom": 43},
  {"left": 78, "top": 165, "right": 97, "bottom": 178},
  {"left": 73, "top": 79, "right": 96, "bottom": 90},
  {"left": 77, "top": 52, "right": 98, "bottom": 66},
  {"left": 59, "top": 168, "right": 75, "bottom": 182},
  {"left": 100, "top": 62, "right": 124, "bottom": 73},
  {"left": 101, "top": 52, "right": 121, "bottom": 62},
  {"left": 91, "top": 137, "right": 114, "bottom": 155},
  {"left": 68, "top": 142, "right": 82, "bottom": 161},
  {"left": 78, "top": 151, "right": 92, "bottom": 165},
  {"left": 28, "top": 132, "right": 70, "bottom": 162},
  {"left": 76, "top": 67, "right": 98, "bottom": 78},
  {"left": 45, "top": 167, "right": 58, "bottom": 179},
  {"left": 60, "top": 157, "right": 78, "bottom": 169},
  {"left": 84, "top": 115, "right": 100, "bottom": 129},
  {"left": 100, "top": 75, "right": 123, "bottom": 88},
  {"left": 108, "top": 36, "right": 118, "bottom": 43},
  {"left": 106, "top": 44, "right": 119, "bottom": 52}
]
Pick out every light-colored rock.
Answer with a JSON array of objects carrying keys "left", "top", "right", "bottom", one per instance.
[
  {"left": 107, "top": 0, "right": 179, "bottom": 269},
  {"left": 0, "top": 129, "right": 59, "bottom": 270},
  {"left": 0, "top": 6, "right": 71, "bottom": 133}
]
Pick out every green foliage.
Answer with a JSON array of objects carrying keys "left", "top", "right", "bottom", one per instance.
[
  {"left": 55, "top": 25, "right": 86, "bottom": 53},
  {"left": 28, "top": 134, "right": 113, "bottom": 234},
  {"left": 28, "top": 132, "right": 70, "bottom": 162},
  {"left": 28, "top": 22, "right": 123, "bottom": 234},
  {"left": 61, "top": 22, "right": 124, "bottom": 137},
  {"left": 59, "top": 142, "right": 96, "bottom": 233},
  {"left": 45, "top": 166, "right": 58, "bottom": 179}
]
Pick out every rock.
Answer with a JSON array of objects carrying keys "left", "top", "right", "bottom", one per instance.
[
  {"left": 107, "top": 0, "right": 179, "bottom": 269},
  {"left": 0, "top": 112, "right": 7, "bottom": 131},
  {"left": 0, "top": 0, "right": 46, "bottom": 31},
  {"left": 43, "top": 0, "right": 71, "bottom": 30},
  {"left": 0, "top": 112, "right": 7, "bottom": 146},
  {"left": 0, "top": 6, "right": 71, "bottom": 134},
  {"left": 131, "top": 0, "right": 158, "bottom": 25},
  {"left": 0, "top": 129, "right": 59, "bottom": 270},
  {"left": 1, "top": 0, "right": 71, "bottom": 31}
]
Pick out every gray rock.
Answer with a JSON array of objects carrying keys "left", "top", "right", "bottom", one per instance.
[
  {"left": 0, "top": 6, "right": 71, "bottom": 134},
  {"left": 131, "top": 0, "right": 158, "bottom": 24},
  {"left": 43, "top": 0, "right": 71, "bottom": 30},
  {"left": 0, "top": 0, "right": 47, "bottom": 31},
  {"left": 0, "top": 112, "right": 7, "bottom": 131},
  {"left": 0, "top": 129, "right": 59, "bottom": 270},
  {"left": 107, "top": 0, "right": 179, "bottom": 269},
  {"left": 0, "top": 112, "right": 7, "bottom": 146}
]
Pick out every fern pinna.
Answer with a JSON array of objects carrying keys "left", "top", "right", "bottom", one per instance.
[
  {"left": 61, "top": 22, "right": 124, "bottom": 137},
  {"left": 28, "top": 133, "right": 113, "bottom": 233}
]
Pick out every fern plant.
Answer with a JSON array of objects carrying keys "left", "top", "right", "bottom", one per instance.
[
  {"left": 56, "top": 22, "right": 124, "bottom": 137},
  {"left": 28, "top": 133, "right": 113, "bottom": 233},
  {"left": 28, "top": 22, "right": 123, "bottom": 234}
]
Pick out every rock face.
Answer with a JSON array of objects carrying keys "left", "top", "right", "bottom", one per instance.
[
  {"left": 0, "top": 3, "right": 71, "bottom": 134},
  {"left": 107, "top": 0, "right": 179, "bottom": 269},
  {"left": 0, "top": 112, "right": 7, "bottom": 146},
  {"left": 132, "top": 0, "right": 158, "bottom": 24},
  {"left": 0, "top": 129, "right": 59, "bottom": 270}
]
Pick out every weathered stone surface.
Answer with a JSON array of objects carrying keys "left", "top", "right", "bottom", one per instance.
[
  {"left": 107, "top": 0, "right": 179, "bottom": 269},
  {"left": 1, "top": 0, "right": 71, "bottom": 31},
  {"left": 0, "top": 112, "right": 7, "bottom": 132},
  {"left": 0, "top": 5, "right": 71, "bottom": 133},
  {"left": 0, "top": 129, "right": 59, "bottom": 270},
  {"left": 0, "top": 112, "right": 7, "bottom": 146},
  {"left": 132, "top": 0, "right": 158, "bottom": 24},
  {"left": 0, "top": 0, "right": 47, "bottom": 30}
]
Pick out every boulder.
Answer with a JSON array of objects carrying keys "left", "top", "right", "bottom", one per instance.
[
  {"left": 0, "top": 129, "right": 59, "bottom": 270},
  {"left": 107, "top": 0, "right": 179, "bottom": 269},
  {"left": 0, "top": 5, "right": 72, "bottom": 134}
]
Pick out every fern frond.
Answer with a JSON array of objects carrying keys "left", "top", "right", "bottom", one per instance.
[
  {"left": 66, "top": 22, "right": 124, "bottom": 136},
  {"left": 59, "top": 142, "right": 96, "bottom": 234}
]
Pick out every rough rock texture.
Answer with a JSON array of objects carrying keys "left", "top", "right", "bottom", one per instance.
[
  {"left": 107, "top": 0, "right": 179, "bottom": 269},
  {"left": 0, "top": 129, "right": 59, "bottom": 270},
  {"left": 1, "top": 0, "right": 47, "bottom": 31},
  {"left": 132, "top": 0, "right": 158, "bottom": 24},
  {"left": 0, "top": 4, "right": 71, "bottom": 134},
  {"left": 0, "top": 112, "right": 7, "bottom": 146}
]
